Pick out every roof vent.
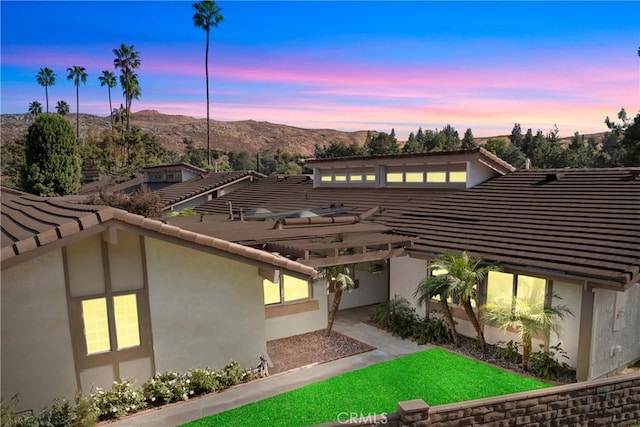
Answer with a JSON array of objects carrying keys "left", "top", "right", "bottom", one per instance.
[
  {"left": 545, "top": 171, "right": 565, "bottom": 182},
  {"left": 631, "top": 170, "right": 640, "bottom": 180},
  {"left": 277, "top": 175, "right": 289, "bottom": 181}
]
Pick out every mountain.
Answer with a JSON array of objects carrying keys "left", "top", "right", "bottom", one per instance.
[{"left": 0, "top": 110, "right": 369, "bottom": 157}]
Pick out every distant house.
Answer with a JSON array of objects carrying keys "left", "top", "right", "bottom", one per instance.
[
  {"left": 180, "top": 149, "right": 640, "bottom": 382},
  {"left": 78, "top": 163, "right": 265, "bottom": 217},
  {"left": 0, "top": 188, "right": 315, "bottom": 413}
]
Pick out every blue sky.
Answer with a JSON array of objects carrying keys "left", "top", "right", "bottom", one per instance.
[{"left": 1, "top": 1, "right": 638, "bottom": 139}]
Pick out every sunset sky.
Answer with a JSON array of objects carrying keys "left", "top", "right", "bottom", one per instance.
[{"left": 1, "top": 1, "right": 638, "bottom": 139}]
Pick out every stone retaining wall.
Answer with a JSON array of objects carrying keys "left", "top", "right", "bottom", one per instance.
[{"left": 318, "top": 372, "right": 640, "bottom": 427}]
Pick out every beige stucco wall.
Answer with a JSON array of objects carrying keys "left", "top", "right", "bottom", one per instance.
[
  {"left": 548, "top": 281, "right": 582, "bottom": 369},
  {"left": 1, "top": 250, "right": 77, "bottom": 413},
  {"left": 332, "top": 263, "right": 389, "bottom": 310},
  {"left": 589, "top": 282, "right": 640, "bottom": 379},
  {"left": 144, "top": 237, "right": 268, "bottom": 372},
  {"left": 265, "top": 279, "right": 328, "bottom": 341},
  {"left": 389, "top": 256, "right": 427, "bottom": 316}
]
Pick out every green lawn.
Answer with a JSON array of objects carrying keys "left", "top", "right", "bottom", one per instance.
[{"left": 183, "top": 348, "right": 549, "bottom": 427}]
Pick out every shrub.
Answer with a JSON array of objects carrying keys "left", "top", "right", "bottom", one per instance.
[
  {"left": 411, "top": 316, "right": 451, "bottom": 345},
  {"left": 493, "top": 340, "right": 522, "bottom": 364},
  {"left": 184, "top": 368, "right": 220, "bottom": 395},
  {"left": 1, "top": 393, "right": 98, "bottom": 427},
  {"left": 87, "top": 186, "right": 162, "bottom": 217},
  {"left": 221, "top": 361, "right": 254, "bottom": 388},
  {"left": 373, "top": 296, "right": 419, "bottom": 338},
  {"left": 529, "top": 343, "right": 571, "bottom": 380},
  {"left": 90, "top": 378, "right": 147, "bottom": 420},
  {"left": 142, "top": 371, "right": 192, "bottom": 406}
]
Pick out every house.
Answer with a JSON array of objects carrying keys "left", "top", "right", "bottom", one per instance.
[
  {"left": 0, "top": 187, "right": 316, "bottom": 413},
  {"left": 179, "top": 149, "right": 639, "bottom": 382},
  {"left": 78, "top": 163, "right": 265, "bottom": 217}
]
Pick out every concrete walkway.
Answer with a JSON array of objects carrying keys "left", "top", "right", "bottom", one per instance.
[{"left": 106, "top": 306, "right": 428, "bottom": 427}]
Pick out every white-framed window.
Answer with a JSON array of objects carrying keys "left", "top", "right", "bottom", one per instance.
[
  {"left": 263, "top": 275, "right": 311, "bottom": 305},
  {"left": 449, "top": 171, "right": 467, "bottom": 183}
]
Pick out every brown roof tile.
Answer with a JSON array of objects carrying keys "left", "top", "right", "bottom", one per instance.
[
  {"left": 0, "top": 189, "right": 316, "bottom": 278},
  {"left": 189, "top": 168, "right": 640, "bottom": 287}
]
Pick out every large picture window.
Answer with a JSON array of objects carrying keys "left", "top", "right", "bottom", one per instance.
[{"left": 263, "top": 274, "right": 311, "bottom": 305}]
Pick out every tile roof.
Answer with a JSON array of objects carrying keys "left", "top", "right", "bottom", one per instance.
[
  {"left": 192, "top": 168, "right": 640, "bottom": 287},
  {"left": 383, "top": 168, "right": 640, "bottom": 287},
  {"left": 155, "top": 171, "right": 264, "bottom": 208},
  {"left": 0, "top": 189, "right": 316, "bottom": 278}
]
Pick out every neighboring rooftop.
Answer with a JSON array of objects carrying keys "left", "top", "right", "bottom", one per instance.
[
  {"left": 0, "top": 189, "right": 316, "bottom": 278},
  {"left": 190, "top": 168, "right": 640, "bottom": 288}
]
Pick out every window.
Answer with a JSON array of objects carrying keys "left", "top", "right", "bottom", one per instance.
[
  {"left": 263, "top": 274, "right": 310, "bottom": 305},
  {"left": 426, "top": 172, "right": 447, "bottom": 183},
  {"left": 165, "top": 172, "right": 181, "bottom": 182},
  {"left": 486, "top": 271, "right": 546, "bottom": 308},
  {"left": 65, "top": 232, "right": 152, "bottom": 376},
  {"left": 147, "top": 172, "right": 163, "bottom": 182},
  {"left": 320, "top": 174, "right": 332, "bottom": 183},
  {"left": 334, "top": 174, "right": 347, "bottom": 183},
  {"left": 349, "top": 173, "right": 363, "bottom": 183},
  {"left": 365, "top": 174, "right": 376, "bottom": 182},
  {"left": 405, "top": 172, "right": 424, "bottom": 183},
  {"left": 449, "top": 171, "right": 467, "bottom": 183},
  {"left": 386, "top": 172, "right": 403, "bottom": 183}
]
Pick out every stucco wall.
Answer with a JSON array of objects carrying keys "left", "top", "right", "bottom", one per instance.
[
  {"left": 265, "top": 280, "right": 328, "bottom": 341},
  {"left": 144, "top": 237, "right": 268, "bottom": 372},
  {"left": 467, "top": 162, "right": 498, "bottom": 188},
  {"left": 548, "top": 281, "right": 582, "bottom": 369},
  {"left": 590, "top": 282, "right": 640, "bottom": 379},
  {"left": 332, "top": 263, "right": 389, "bottom": 310},
  {"left": 1, "top": 250, "right": 77, "bottom": 413},
  {"left": 389, "top": 256, "right": 427, "bottom": 316}
]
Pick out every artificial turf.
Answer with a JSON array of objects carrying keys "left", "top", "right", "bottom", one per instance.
[{"left": 183, "top": 347, "right": 550, "bottom": 427}]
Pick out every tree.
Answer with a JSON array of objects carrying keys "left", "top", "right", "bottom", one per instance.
[
  {"left": 509, "top": 123, "right": 523, "bottom": 148},
  {"left": 21, "top": 114, "right": 82, "bottom": 196},
  {"left": 67, "top": 65, "right": 88, "bottom": 141},
  {"left": 461, "top": 128, "right": 477, "bottom": 149},
  {"left": 56, "top": 100, "right": 70, "bottom": 116},
  {"left": 440, "top": 124, "right": 460, "bottom": 151},
  {"left": 36, "top": 67, "right": 56, "bottom": 113},
  {"left": 314, "top": 140, "right": 364, "bottom": 158},
  {"left": 483, "top": 137, "right": 526, "bottom": 169},
  {"left": 483, "top": 294, "right": 573, "bottom": 370},
  {"left": 192, "top": 0, "right": 224, "bottom": 166},
  {"left": 620, "top": 113, "right": 640, "bottom": 166},
  {"left": 415, "top": 272, "right": 459, "bottom": 345},
  {"left": 320, "top": 263, "right": 356, "bottom": 336},
  {"left": 365, "top": 131, "right": 399, "bottom": 155},
  {"left": 99, "top": 70, "right": 118, "bottom": 132},
  {"left": 402, "top": 132, "right": 423, "bottom": 153},
  {"left": 113, "top": 43, "right": 141, "bottom": 131},
  {"left": 28, "top": 100, "right": 42, "bottom": 118},
  {"left": 426, "top": 251, "right": 500, "bottom": 352}
]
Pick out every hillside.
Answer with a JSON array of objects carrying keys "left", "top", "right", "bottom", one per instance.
[
  {"left": 0, "top": 110, "right": 369, "bottom": 157},
  {"left": 1, "top": 110, "right": 606, "bottom": 157}
]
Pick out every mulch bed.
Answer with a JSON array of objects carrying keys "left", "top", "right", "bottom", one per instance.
[{"left": 267, "top": 330, "right": 375, "bottom": 374}]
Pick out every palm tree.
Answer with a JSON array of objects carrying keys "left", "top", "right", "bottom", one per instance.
[
  {"left": 99, "top": 70, "right": 117, "bottom": 132},
  {"left": 415, "top": 272, "right": 459, "bottom": 346},
  {"left": 113, "top": 43, "right": 141, "bottom": 131},
  {"left": 36, "top": 67, "right": 56, "bottom": 113},
  {"left": 483, "top": 294, "right": 573, "bottom": 370},
  {"left": 67, "top": 66, "right": 88, "bottom": 141},
  {"left": 428, "top": 251, "right": 500, "bottom": 352},
  {"left": 192, "top": 0, "right": 224, "bottom": 166},
  {"left": 56, "top": 100, "right": 70, "bottom": 116},
  {"left": 28, "top": 100, "right": 42, "bottom": 118},
  {"left": 320, "top": 264, "right": 355, "bottom": 336}
]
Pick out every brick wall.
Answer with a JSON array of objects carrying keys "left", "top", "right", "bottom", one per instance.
[{"left": 318, "top": 373, "right": 640, "bottom": 427}]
